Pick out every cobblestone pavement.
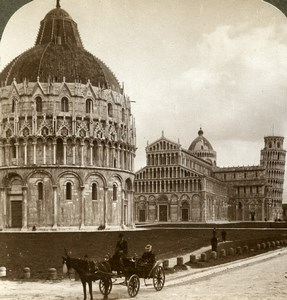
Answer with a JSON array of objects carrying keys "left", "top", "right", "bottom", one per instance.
[{"left": 1, "top": 249, "right": 287, "bottom": 299}]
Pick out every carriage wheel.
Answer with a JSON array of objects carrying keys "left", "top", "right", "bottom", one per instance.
[
  {"left": 127, "top": 274, "right": 140, "bottom": 297},
  {"left": 99, "top": 278, "right": 112, "bottom": 295},
  {"left": 153, "top": 266, "right": 165, "bottom": 291}
]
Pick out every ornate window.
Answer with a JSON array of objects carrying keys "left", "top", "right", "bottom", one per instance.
[
  {"left": 66, "top": 182, "right": 72, "bottom": 200},
  {"left": 11, "top": 140, "right": 16, "bottom": 158},
  {"left": 122, "top": 108, "right": 125, "bottom": 122},
  {"left": 86, "top": 99, "right": 93, "bottom": 113},
  {"left": 38, "top": 182, "right": 43, "bottom": 200},
  {"left": 108, "top": 103, "right": 113, "bottom": 117},
  {"left": 92, "top": 183, "right": 97, "bottom": 200},
  {"left": 61, "top": 97, "right": 69, "bottom": 112},
  {"left": 12, "top": 99, "right": 16, "bottom": 113},
  {"left": 113, "top": 184, "right": 117, "bottom": 201},
  {"left": 36, "top": 97, "right": 42, "bottom": 112}
]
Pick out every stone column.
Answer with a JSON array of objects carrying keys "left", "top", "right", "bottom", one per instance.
[
  {"left": 53, "top": 141, "right": 56, "bottom": 164},
  {"left": 80, "top": 186, "right": 85, "bottom": 229},
  {"left": 72, "top": 143, "right": 76, "bottom": 165},
  {"left": 121, "top": 149, "right": 125, "bottom": 169},
  {"left": 5, "top": 144, "right": 9, "bottom": 166},
  {"left": 117, "top": 147, "right": 121, "bottom": 169},
  {"left": 15, "top": 142, "right": 19, "bottom": 165},
  {"left": 80, "top": 143, "right": 84, "bottom": 166},
  {"left": 0, "top": 187, "right": 5, "bottom": 230},
  {"left": 121, "top": 190, "right": 125, "bottom": 227},
  {"left": 105, "top": 145, "right": 109, "bottom": 167},
  {"left": 24, "top": 142, "right": 27, "bottom": 165},
  {"left": 201, "top": 178, "right": 207, "bottom": 222},
  {"left": 130, "top": 189, "right": 135, "bottom": 228},
  {"left": 63, "top": 141, "right": 67, "bottom": 165},
  {"left": 0, "top": 142, "right": 3, "bottom": 166},
  {"left": 104, "top": 187, "right": 108, "bottom": 227},
  {"left": 52, "top": 185, "right": 58, "bottom": 229},
  {"left": 33, "top": 141, "right": 37, "bottom": 164},
  {"left": 43, "top": 143, "right": 46, "bottom": 164},
  {"left": 97, "top": 144, "right": 101, "bottom": 166},
  {"left": 90, "top": 143, "right": 93, "bottom": 166},
  {"left": 22, "top": 186, "right": 28, "bottom": 231}
]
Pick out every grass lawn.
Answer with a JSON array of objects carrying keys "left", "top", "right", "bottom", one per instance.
[{"left": 0, "top": 225, "right": 287, "bottom": 279}]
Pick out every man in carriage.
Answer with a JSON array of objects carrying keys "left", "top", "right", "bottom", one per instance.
[
  {"left": 111, "top": 233, "right": 128, "bottom": 272},
  {"left": 136, "top": 244, "right": 156, "bottom": 277}
]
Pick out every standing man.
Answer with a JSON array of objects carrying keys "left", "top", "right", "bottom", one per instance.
[{"left": 211, "top": 230, "right": 218, "bottom": 252}]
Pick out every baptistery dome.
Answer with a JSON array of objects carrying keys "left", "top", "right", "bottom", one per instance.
[
  {"left": 0, "top": 1, "right": 136, "bottom": 231},
  {"left": 0, "top": 3, "right": 121, "bottom": 92},
  {"left": 188, "top": 128, "right": 216, "bottom": 166}
]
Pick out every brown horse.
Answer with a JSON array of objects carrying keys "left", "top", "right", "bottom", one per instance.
[{"left": 62, "top": 251, "right": 112, "bottom": 300}]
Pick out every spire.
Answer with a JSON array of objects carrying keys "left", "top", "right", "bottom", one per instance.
[{"left": 56, "top": 0, "right": 61, "bottom": 8}]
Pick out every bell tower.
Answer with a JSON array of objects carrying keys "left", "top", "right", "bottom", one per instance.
[{"left": 260, "top": 136, "right": 286, "bottom": 220}]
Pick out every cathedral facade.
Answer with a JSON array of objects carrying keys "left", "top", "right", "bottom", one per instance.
[
  {"left": 0, "top": 3, "right": 136, "bottom": 230},
  {"left": 134, "top": 130, "right": 285, "bottom": 223}
]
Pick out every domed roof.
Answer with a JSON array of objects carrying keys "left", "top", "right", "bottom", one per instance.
[
  {"left": 188, "top": 128, "right": 214, "bottom": 152},
  {"left": 0, "top": 2, "right": 121, "bottom": 92}
]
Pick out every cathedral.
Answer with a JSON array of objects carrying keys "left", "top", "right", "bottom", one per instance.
[
  {"left": 134, "top": 129, "right": 286, "bottom": 223},
  {"left": 0, "top": 2, "right": 136, "bottom": 230}
]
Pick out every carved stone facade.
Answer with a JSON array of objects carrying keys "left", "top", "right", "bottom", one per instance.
[
  {"left": 134, "top": 133, "right": 229, "bottom": 223},
  {"left": 0, "top": 3, "right": 136, "bottom": 230},
  {"left": 135, "top": 131, "right": 285, "bottom": 223}
]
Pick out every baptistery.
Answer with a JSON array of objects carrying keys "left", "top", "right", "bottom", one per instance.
[{"left": 0, "top": 1, "right": 136, "bottom": 230}]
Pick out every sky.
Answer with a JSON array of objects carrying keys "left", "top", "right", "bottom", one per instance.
[{"left": 1, "top": 0, "right": 287, "bottom": 198}]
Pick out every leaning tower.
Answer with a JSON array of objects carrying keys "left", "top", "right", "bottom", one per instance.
[{"left": 260, "top": 136, "right": 286, "bottom": 220}]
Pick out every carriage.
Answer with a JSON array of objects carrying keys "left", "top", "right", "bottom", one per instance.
[
  {"left": 98, "top": 255, "right": 166, "bottom": 297},
  {"left": 62, "top": 251, "right": 165, "bottom": 299}
]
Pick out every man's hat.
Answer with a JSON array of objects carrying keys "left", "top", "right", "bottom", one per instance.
[{"left": 145, "top": 244, "right": 152, "bottom": 251}]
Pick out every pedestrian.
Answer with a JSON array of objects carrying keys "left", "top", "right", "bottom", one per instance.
[
  {"left": 211, "top": 230, "right": 218, "bottom": 252},
  {"left": 221, "top": 229, "right": 226, "bottom": 242}
]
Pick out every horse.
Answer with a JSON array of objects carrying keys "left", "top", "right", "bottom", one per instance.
[{"left": 62, "top": 251, "right": 112, "bottom": 300}]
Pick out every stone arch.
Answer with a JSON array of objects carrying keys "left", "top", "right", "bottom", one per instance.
[
  {"left": 84, "top": 173, "right": 106, "bottom": 226},
  {"left": 2, "top": 172, "right": 24, "bottom": 187},
  {"left": 25, "top": 169, "right": 55, "bottom": 186},
  {"left": 26, "top": 170, "right": 54, "bottom": 227},
  {"left": 84, "top": 172, "right": 107, "bottom": 187},
  {"left": 57, "top": 171, "right": 83, "bottom": 227}
]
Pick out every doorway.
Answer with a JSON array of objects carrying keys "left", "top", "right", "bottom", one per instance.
[
  {"left": 159, "top": 205, "right": 168, "bottom": 222},
  {"left": 139, "top": 209, "right": 146, "bottom": 222},
  {"left": 11, "top": 201, "right": 22, "bottom": 228}
]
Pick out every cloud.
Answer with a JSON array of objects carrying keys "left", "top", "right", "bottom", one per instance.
[{"left": 170, "top": 24, "right": 287, "bottom": 142}]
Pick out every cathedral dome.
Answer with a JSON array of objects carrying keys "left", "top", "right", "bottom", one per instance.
[
  {"left": 0, "top": 2, "right": 121, "bottom": 92},
  {"left": 188, "top": 128, "right": 216, "bottom": 166},
  {"left": 188, "top": 128, "right": 214, "bottom": 151}
]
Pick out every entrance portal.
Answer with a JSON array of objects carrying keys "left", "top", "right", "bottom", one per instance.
[
  {"left": 11, "top": 201, "right": 22, "bottom": 228},
  {"left": 182, "top": 208, "right": 189, "bottom": 221},
  {"left": 139, "top": 209, "right": 146, "bottom": 222},
  {"left": 159, "top": 205, "right": 167, "bottom": 222}
]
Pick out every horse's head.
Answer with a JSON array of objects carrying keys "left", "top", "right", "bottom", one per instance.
[{"left": 62, "top": 249, "right": 71, "bottom": 274}]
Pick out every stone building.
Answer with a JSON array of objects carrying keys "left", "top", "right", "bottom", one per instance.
[
  {"left": 134, "top": 131, "right": 229, "bottom": 223},
  {"left": 134, "top": 130, "right": 285, "bottom": 223},
  {"left": 0, "top": 2, "right": 136, "bottom": 230}
]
